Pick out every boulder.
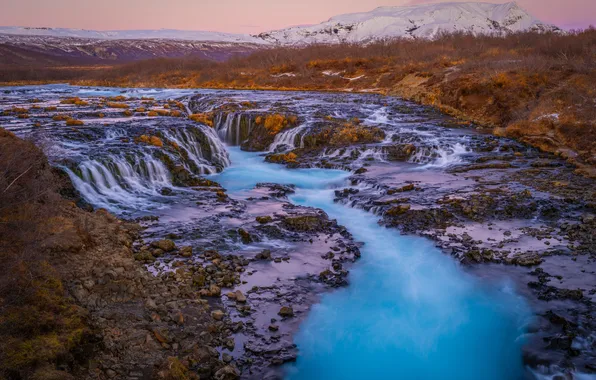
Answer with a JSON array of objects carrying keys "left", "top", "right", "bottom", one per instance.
[
  {"left": 211, "top": 310, "right": 225, "bottom": 321},
  {"left": 278, "top": 306, "right": 294, "bottom": 318},
  {"left": 151, "top": 239, "right": 176, "bottom": 252}
]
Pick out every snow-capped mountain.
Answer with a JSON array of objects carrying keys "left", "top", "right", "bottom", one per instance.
[
  {"left": 0, "top": 26, "right": 266, "bottom": 44},
  {"left": 256, "top": 2, "right": 561, "bottom": 44},
  {"left": 0, "top": 2, "right": 562, "bottom": 65}
]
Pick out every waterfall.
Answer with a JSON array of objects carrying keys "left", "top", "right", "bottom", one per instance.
[
  {"left": 64, "top": 153, "right": 172, "bottom": 212},
  {"left": 161, "top": 126, "right": 230, "bottom": 174},
  {"left": 409, "top": 142, "right": 469, "bottom": 167},
  {"left": 213, "top": 112, "right": 254, "bottom": 146},
  {"left": 269, "top": 124, "right": 306, "bottom": 152}
]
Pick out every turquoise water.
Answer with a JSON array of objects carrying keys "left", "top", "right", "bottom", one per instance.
[{"left": 214, "top": 147, "right": 530, "bottom": 380}]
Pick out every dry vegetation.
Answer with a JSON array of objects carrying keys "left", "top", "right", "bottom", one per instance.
[
  {"left": 1, "top": 29, "right": 595, "bottom": 167},
  {"left": 0, "top": 129, "right": 88, "bottom": 379}
]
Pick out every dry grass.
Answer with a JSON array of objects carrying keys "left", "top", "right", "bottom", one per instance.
[{"left": 0, "top": 129, "right": 89, "bottom": 379}]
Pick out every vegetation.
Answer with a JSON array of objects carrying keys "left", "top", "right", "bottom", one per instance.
[
  {"left": 137, "top": 134, "right": 164, "bottom": 147},
  {"left": 0, "top": 129, "right": 89, "bottom": 379},
  {"left": 189, "top": 113, "right": 214, "bottom": 127},
  {"left": 106, "top": 102, "right": 129, "bottom": 109},
  {"left": 65, "top": 119, "right": 84, "bottom": 126},
  {"left": 258, "top": 114, "right": 298, "bottom": 135},
  {"left": 60, "top": 97, "right": 88, "bottom": 106}
]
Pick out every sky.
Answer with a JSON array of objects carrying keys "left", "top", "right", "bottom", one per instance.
[{"left": 1, "top": 0, "right": 593, "bottom": 33}]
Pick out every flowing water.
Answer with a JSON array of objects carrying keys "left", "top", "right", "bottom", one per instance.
[
  {"left": 0, "top": 85, "right": 553, "bottom": 379},
  {"left": 214, "top": 147, "right": 530, "bottom": 380}
]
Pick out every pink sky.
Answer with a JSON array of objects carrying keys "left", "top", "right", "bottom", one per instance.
[{"left": 2, "top": 0, "right": 593, "bottom": 33}]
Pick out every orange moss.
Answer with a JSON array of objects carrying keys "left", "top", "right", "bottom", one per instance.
[
  {"left": 65, "top": 119, "right": 84, "bottom": 126},
  {"left": 329, "top": 124, "right": 384, "bottom": 146},
  {"left": 107, "top": 102, "right": 129, "bottom": 109},
  {"left": 263, "top": 114, "right": 297, "bottom": 135},
  {"left": 108, "top": 95, "right": 127, "bottom": 101},
  {"left": 267, "top": 151, "right": 298, "bottom": 163},
  {"left": 60, "top": 97, "right": 88, "bottom": 106},
  {"left": 137, "top": 134, "right": 163, "bottom": 147},
  {"left": 189, "top": 113, "right": 213, "bottom": 126}
]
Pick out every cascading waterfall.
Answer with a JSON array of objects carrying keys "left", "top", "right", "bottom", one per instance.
[
  {"left": 269, "top": 124, "right": 306, "bottom": 152},
  {"left": 409, "top": 142, "right": 469, "bottom": 167},
  {"left": 64, "top": 153, "right": 172, "bottom": 211},
  {"left": 161, "top": 127, "right": 230, "bottom": 174},
  {"left": 213, "top": 112, "right": 249, "bottom": 145}
]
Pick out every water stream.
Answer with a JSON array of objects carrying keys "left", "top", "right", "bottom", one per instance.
[{"left": 214, "top": 147, "right": 530, "bottom": 380}]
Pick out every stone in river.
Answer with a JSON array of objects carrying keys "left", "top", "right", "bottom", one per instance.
[{"left": 278, "top": 306, "right": 294, "bottom": 317}]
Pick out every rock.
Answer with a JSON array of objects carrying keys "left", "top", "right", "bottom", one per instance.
[
  {"left": 214, "top": 365, "right": 240, "bottom": 380},
  {"left": 283, "top": 214, "right": 327, "bottom": 232},
  {"left": 145, "top": 298, "right": 157, "bottom": 310},
  {"left": 179, "top": 246, "right": 193, "bottom": 257},
  {"left": 387, "top": 183, "right": 415, "bottom": 194},
  {"left": 209, "top": 284, "right": 221, "bottom": 296},
  {"left": 152, "top": 328, "right": 170, "bottom": 344},
  {"left": 238, "top": 228, "right": 252, "bottom": 244},
  {"left": 513, "top": 253, "right": 543, "bottom": 267},
  {"left": 211, "top": 310, "right": 225, "bottom": 321},
  {"left": 256, "top": 216, "right": 273, "bottom": 224},
  {"left": 234, "top": 290, "right": 246, "bottom": 303},
  {"left": 151, "top": 239, "right": 176, "bottom": 252},
  {"left": 268, "top": 324, "right": 279, "bottom": 331},
  {"left": 385, "top": 204, "right": 411, "bottom": 216},
  {"left": 160, "top": 187, "right": 173, "bottom": 196},
  {"left": 278, "top": 306, "right": 294, "bottom": 318},
  {"left": 255, "top": 249, "right": 272, "bottom": 260},
  {"left": 134, "top": 251, "right": 156, "bottom": 263},
  {"left": 193, "top": 274, "right": 206, "bottom": 287},
  {"left": 255, "top": 182, "right": 296, "bottom": 197}
]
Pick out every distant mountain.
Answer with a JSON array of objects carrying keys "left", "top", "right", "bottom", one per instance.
[
  {"left": 256, "top": 2, "right": 561, "bottom": 44},
  {"left": 0, "top": 26, "right": 266, "bottom": 44},
  {"left": 0, "top": 2, "right": 562, "bottom": 66},
  {"left": 0, "top": 34, "right": 264, "bottom": 65}
]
